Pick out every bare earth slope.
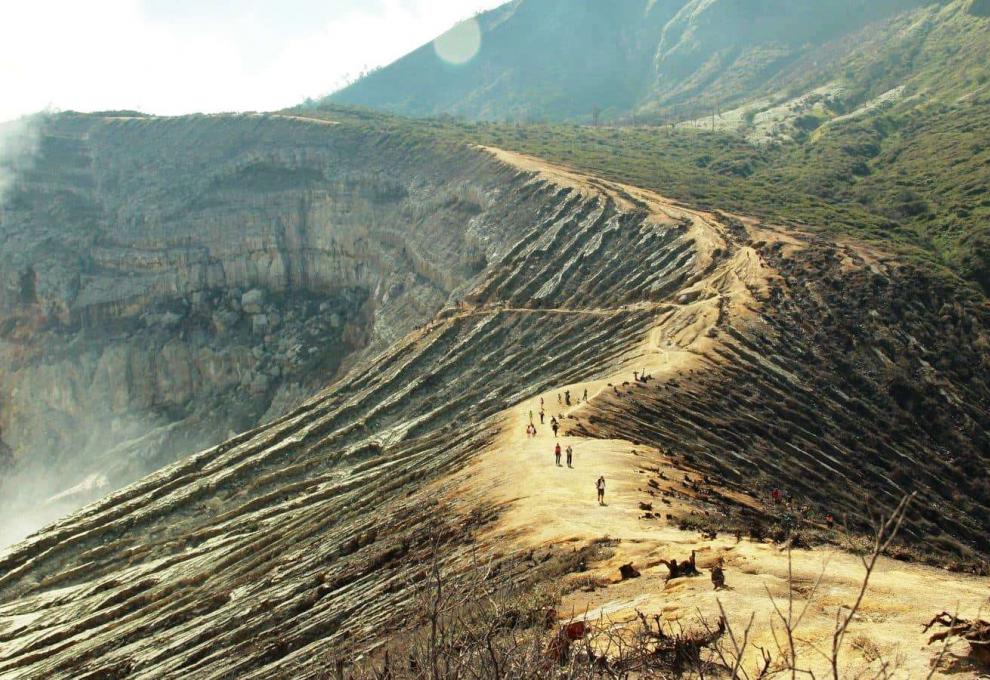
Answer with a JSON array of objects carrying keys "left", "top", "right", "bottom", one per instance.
[{"left": 0, "top": 137, "right": 988, "bottom": 678}]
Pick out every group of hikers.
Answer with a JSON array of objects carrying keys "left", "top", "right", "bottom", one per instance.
[
  {"left": 526, "top": 413, "right": 561, "bottom": 437},
  {"left": 553, "top": 441, "right": 573, "bottom": 467},
  {"left": 526, "top": 393, "right": 606, "bottom": 505}
]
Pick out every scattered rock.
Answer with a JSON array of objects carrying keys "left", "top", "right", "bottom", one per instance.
[{"left": 619, "top": 563, "right": 641, "bottom": 580}]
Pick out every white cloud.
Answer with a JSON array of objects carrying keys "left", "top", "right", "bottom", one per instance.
[{"left": 0, "top": 0, "right": 506, "bottom": 122}]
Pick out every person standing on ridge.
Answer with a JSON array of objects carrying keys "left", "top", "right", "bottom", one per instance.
[
  {"left": 583, "top": 388, "right": 588, "bottom": 402},
  {"left": 551, "top": 418, "right": 559, "bottom": 437},
  {"left": 540, "top": 408, "right": 545, "bottom": 424},
  {"left": 555, "top": 443, "right": 562, "bottom": 466},
  {"left": 558, "top": 393, "right": 562, "bottom": 406},
  {"left": 596, "top": 476, "right": 606, "bottom": 505},
  {"left": 565, "top": 390, "right": 571, "bottom": 406},
  {"left": 566, "top": 444, "right": 573, "bottom": 467}
]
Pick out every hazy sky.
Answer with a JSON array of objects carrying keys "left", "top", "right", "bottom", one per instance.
[{"left": 0, "top": 0, "right": 505, "bottom": 122}]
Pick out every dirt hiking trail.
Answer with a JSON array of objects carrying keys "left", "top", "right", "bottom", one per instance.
[{"left": 446, "top": 149, "right": 990, "bottom": 678}]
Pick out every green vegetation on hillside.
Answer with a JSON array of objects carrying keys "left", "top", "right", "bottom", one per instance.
[
  {"left": 313, "top": 0, "right": 990, "bottom": 296},
  {"left": 293, "top": 100, "right": 990, "bottom": 298}
]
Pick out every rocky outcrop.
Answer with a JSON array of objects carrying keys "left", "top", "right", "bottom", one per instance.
[
  {"left": 0, "top": 112, "right": 531, "bottom": 543},
  {"left": 0, "top": 114, "right": 986, "bottom": 679}
]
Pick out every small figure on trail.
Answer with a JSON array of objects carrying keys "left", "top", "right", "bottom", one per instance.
[
  {"left": 711, "top": 564, "right": 726, "bottom": 590},
  {"left": 540, "top": 396, "right": 544, "bottom": 409},
  {"left": 582, "top": 388, "right": 588, "bottom": 402},
  {"left": 565, "top": 390, "right": 571, "bottom": 406},
  {"left": 529, "top": 409, "right": 534, "bottom": 424},
  {"left": 825, "top": 513, "right": 835, "bottom": 529},
  {"left": 558, "top": 393, "right": 563, "bottom": 406},
  {"left": 566, "top": 445, "right": 573, "bottom": 467},
  {"left": 633, "top": 371, "right": 639, "bottom": 382},
  {"left": 526, "top": 423, "right": 537, "bottom": 438},
  {"left": 555, "top": 443, "right": 562, "bottom": 466},
  {"left": 540, "top": 408, "right": 545, "bottom": 424},
  {"left": 551, "top": 418, "right": 559, "bottom": 437},
  {"left": 596, "top": 476, "right": 606, "bottom": 505},
  {"left": 771, "top": 488, "right": 782, "bottom": 505}
]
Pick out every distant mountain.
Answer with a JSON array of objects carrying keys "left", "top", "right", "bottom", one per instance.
[
  {"left": 327, "top": 0, "right": 932, "bottom": 122},
  {"left": 322, "top": 0, "right": 990, "bottom": 292},
  {"left": 330, "top": 0, "right": 672, "bottom": 121}
]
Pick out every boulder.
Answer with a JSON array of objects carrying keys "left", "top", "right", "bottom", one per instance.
[
  {"left": 619, "top": 563, "right": 641, "bottom": 580},
  {"left": 242, "top": 289, "right": 265, "bottom": 314},
  {"left": 248, "top": 373, "right": 270, "bottom": 394}
]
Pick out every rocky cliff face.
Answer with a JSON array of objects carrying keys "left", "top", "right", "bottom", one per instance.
[
  {"left": 0, "top": 136, "right": 986, "bottom": 678},
  {"left": 0, "top": 112, "right": 527, "bottom": 544}
]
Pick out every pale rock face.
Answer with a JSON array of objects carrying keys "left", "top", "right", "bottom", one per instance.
[
  {"left": 0, "top": 112, "right": 534, "bottom": 540},
  {"left": 241, "top": 289, "right": 266, "bottom": 314}
]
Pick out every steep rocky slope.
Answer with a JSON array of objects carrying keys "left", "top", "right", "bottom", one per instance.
[
  {"left": 328, "top": 0, "right": 936, "bottom": 122},
  {"left": 0, "top": 112, "right": 513, "bottom": 544},
  {"left": 0, "top": 118, "right": 987, "bottom": 677},
  {"left": 325, "top": 0, "right": 990, "bottom": 293}
]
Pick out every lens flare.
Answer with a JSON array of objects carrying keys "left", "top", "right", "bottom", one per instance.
[{"left": 433, "top": 17, "right": 482, "bottom": 65}]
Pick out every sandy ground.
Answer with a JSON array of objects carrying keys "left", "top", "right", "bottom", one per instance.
[
  {"left": 447, "top": 149, "right": 990, "bottom": 678},
  {"left": 455, "top": 375, "right": 990, "bottom": 678}
]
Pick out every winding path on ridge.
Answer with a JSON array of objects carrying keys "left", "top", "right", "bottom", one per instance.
[{"left": 445, "top": 148, "right": 990, "bottom": 679}]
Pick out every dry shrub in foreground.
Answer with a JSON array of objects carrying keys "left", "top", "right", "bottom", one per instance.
[{"left": 334, "top": 494, "right": 921, "bottom": 679}]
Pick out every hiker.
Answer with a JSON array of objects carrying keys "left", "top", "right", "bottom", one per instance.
[
  {"left": 583, "top": 388, "right": 588, "bottom": 402},
  {"left": 771, "top": 488, "right": 782, "bottom": 505},
  {"left": 566, "top": 444, "right": 573, "bottom": 467},
  {"left": 551, "top": 418, "right": 559, "bottom": 437},
  {"left": 558, "top": 393, "right": 563, "bottom": 405},
  {"left": 596, "top": 476, "right": 606, "bottom": 505},
  {"left": 555, "top": 443, "right": 562, "bottom": 466},
  {"left": 825, "top": 513, "right": 835, "bottom": 529},
  {"left": 540, "top": 397, "right": 544, "bottom": 409},
  {"left": 565, "top": 390, "right": 571, "bottom": 406},
  {"left": 529, "top": 409, "right": 534, "bottom": 424},
  {"left": 539, "top": 408, "right": 545, "bottom": 424}
]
